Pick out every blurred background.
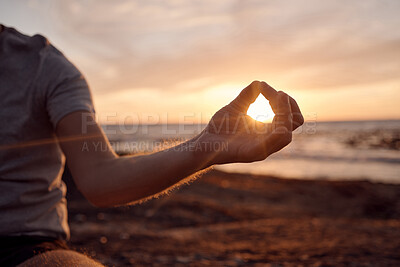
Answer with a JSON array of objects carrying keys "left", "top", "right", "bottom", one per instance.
[{"left": 2, "top": 1, "right": 400, "bottom": 265}]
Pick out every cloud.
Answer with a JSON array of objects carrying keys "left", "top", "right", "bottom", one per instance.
[
  {"left": 5, "top": 0, "right": 397, "bottom": 96},
  {"left": 43, "top": 0, "right": 399, "bottom": 96}
]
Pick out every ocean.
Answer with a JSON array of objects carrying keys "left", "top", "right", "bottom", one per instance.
[{"left": 102, "top": 120, "right": 400, "bottom": 184}]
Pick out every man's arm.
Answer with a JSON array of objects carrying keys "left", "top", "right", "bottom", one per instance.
[
  {"left": 56, "top": 112, "right": 210, "bottom": 207},
  {"left": 56, "top": 81, "right": 303, "bottom": 208}
]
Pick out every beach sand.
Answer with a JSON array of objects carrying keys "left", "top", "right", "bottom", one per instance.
[{"left": 66, "top": 170, "right": 400, "bottom": 266}]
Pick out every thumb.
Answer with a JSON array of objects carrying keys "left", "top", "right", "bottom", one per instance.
[{"left": 229, "top": 81, "right": 262, "bottom": 112}]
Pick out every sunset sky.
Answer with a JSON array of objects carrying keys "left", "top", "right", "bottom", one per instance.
[{"left": 1, "top": 0, "right": 399, "bottom": 123}]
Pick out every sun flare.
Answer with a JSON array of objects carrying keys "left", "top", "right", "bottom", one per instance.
[{"left": 247, "top": 95, "right": 275, "bottom": 122}]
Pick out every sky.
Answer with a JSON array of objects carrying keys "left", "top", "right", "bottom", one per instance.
[{"left": 1, "top": 0, "right": 399, "bottom": 123}]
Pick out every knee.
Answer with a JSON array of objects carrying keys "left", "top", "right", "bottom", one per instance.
[{"left": 18, "top": 250, "right": 104, "bottom": 267}]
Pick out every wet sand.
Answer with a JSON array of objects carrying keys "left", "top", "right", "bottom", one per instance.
[{"left": 66, "top": 169, "right": 400, "bottom": 266}]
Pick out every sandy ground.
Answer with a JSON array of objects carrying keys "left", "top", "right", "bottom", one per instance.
[{"left": 65, "top": 169, "right": 400, "bottom": 266}]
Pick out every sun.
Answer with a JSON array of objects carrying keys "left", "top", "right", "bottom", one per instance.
[{"left": 247, "top": 95, "right": 275, "bottom": 122}]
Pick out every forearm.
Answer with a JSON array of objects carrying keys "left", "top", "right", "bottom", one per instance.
[{"left": 81, "top": 139, "right": 211, "bottom": 207}]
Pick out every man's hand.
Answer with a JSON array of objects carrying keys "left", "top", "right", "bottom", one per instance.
[{"left": 192, "top": 81, "right": 303, "bottom": 165}]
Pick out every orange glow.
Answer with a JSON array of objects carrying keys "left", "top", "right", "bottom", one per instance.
[{"left": 247, "top": 95, "right": 274, "bottom": 122}]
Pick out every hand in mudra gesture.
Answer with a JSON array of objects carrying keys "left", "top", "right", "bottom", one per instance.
[{"left": 193, "top": 81, "right": 304, "bottom": 165}]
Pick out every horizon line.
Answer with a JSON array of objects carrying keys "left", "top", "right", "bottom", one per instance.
[{"left": 99, "top": 118, "right": 400, "bottom": 126}]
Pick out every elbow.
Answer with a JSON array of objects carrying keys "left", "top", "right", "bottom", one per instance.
[
  {"left": 75, "top": 176, "right": 142, "bottom": 208},
  {"left": 80, "top": 189, "right": 118, "bottom": 208},
  {"left": 83, "top": 192, "right": 114, "bottom": 208},
  {"left": 80, "top": 187, "right": 142, "bottom": 208},
  {"left": 73, "top": 174, "right": 115, "bottom": 208}
]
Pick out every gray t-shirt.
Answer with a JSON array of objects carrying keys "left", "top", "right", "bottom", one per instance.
[{"left": 0, "top": 25, "right": 95, "bottom": 240}]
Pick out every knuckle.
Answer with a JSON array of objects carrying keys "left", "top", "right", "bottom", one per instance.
[
  {"left": 276, "top": 91, "right": 288, "bottom": 101},
  {"left": 250, "top": 80, "right": 261, "bottom": 89}
]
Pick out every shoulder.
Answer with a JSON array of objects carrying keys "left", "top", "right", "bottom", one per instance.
[
  {"left": 42, "top": 45, "right": 82, "bottom": 78},
  {"left": 0, "top": 25, "right": 50, "bottom": 53},
  {"left": 0, "top": 25, "right": 81, "bottom": 82},
  {"left": 1, "top": 25, "right": 78, "bottom": 74}
]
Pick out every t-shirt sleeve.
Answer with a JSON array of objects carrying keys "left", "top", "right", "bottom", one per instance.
[{"left": 41, "top": 46, "right": 95, "bottom": 129}]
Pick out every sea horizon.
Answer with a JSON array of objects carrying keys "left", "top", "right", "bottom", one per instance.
[{"left": 99, "top": 120, "right": 400, "bottom": 184}]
